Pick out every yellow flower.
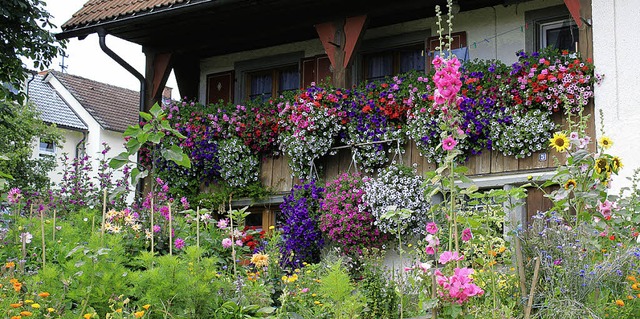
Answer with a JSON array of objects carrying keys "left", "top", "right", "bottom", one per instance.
[
  {"left": 250, "top": 253, "right": 269, "bottom": 268},
  {"left": 134, "top": 310, "right": 145, "bottom": 318},
  {"left": 312, "top": 293, "right": 317, "bottom": 297},
  {"left": 595, "top": 158, "right": 609, "bottom": 174},
  {"left": 269, "top": 225, "right": 275, "bottom": 230},
  {"left": 288, "top": 274, "right": 299, "bottom": 283},
  {"left": 116, "top": 308, "right": 123, "bottom": 313},
  {"left": 632, "top": 283, "right": 640, "bottom": 290},
  {"left": 627, "top": 295, "right": 634, "bottom": 300},
  {"left": 47, "top": 308, "right": 55, "bottom": 313},
  {"left": 20, "top": 311, "right": 33, "bottom": 317},
  {"left": 24, "top": 300, "right": 34, "bottom": 304},
  {"left": 612, "top": 156, "right": 623, "bottom": 171},
  {"left": 498, "top": 246, "right": 507, "bottom": 253},
  {"left": 599, "top": 136, "right": 613, "bottom": 150},
  {"left": 5, "top": 261, "right": 15, "bottom": 268},
  {"left": 487, "top": 260, "right": 497, "bottom": 267},
  {"left": 84, "top": 314, "right": 92, "bottom": 319},
  {"left": 143, "top": 304, "right": 151, "bottom": 310},
  {"left": 564, "top": 179, "right": 577, "bottom": 190},
  {"left": 615, "top": 299, "right": 625, "bottom": 307},
  {"left": 549, "top": 132, "right": 570, "bottom": 152},
  {"left": 38, "top": 292, "right": 50, "bottom": 298},
  {"left": 314, "top": 301, "right": 320, "bottom": 305},
  {"left": 31, "top": 303, "right": 41, "bottom": 309}
]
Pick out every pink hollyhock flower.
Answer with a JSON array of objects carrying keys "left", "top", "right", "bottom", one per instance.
[
  {"left": 426, "top": 222, "right": 439, "bottom": 234},
  {"left": 598, "top": 200, "right": 613, "bottom": 220},
  {"left": 439, "top": 251, "right": 464, "bottom": 265},
  {"left": 222, "top": 238, "right": 233, "bottom": 248},
  {"left": 461, "top": 228, "right": 472, "bottom": 242},
  {"left": 418, "top": 262, "right": 432, "bottom": 273},
  {"left": 425, "top": 234, "right": 440, "bottom": 255},
  {"left": 442, "top": 136, "right": 457, "bottom": 151},
  {"left": 235, "top": 239, "right": 243, "bottom": 247}
]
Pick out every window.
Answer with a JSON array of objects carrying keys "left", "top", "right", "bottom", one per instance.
[
  {"left": 39, "top": 139, "right": 56, "bottom": 157},
  {"left": 247, "top": 65, "right": 299, "bottom": 102},
  {"left": 525, "top": 5, "right": 577, "bottom": 53},
  {"left": 363, "top": 44, "right": 425, "bottom": 81},
  {"left": 539, "top": 19, "right": 579, "bottom": 52}
]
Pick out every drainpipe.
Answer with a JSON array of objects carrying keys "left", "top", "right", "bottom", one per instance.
[
  {"left": 96, "top": 27, "right": 146, "bottom": 199},
  {"left": 97, "top": 28, "right": 145, "bottom": 113},
  {"left": 75, "top": 131, "right": 87, "bottom": 160}
]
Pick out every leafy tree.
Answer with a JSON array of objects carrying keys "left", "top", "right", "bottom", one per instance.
[
  {"left": 0, "top": 0, "right": 66, "bottom": 103},
  {"left": 0, "top": 99, "right": 62, "bottom": 192}
]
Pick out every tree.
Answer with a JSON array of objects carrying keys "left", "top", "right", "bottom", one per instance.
[
  {"left": 0, "top": 0, "right": 66, "bottom": 103},
  {"left": 0, "top": 98, "right": 62, "bottom": 192}
]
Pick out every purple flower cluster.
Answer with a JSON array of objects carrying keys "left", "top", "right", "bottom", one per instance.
[
  {"left": 279, "top": 180, "right": 325, "bottom": 269},
  {"left": 319, "top": 173, "right": 388, "bottom": 254}
]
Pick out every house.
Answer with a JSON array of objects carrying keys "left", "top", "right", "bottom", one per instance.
[
  {"left": 27, "top": 70, "right": 140, "bottom": 191},
  {"left": 56, "top": 0, "right": 620, "bottom": 228}
]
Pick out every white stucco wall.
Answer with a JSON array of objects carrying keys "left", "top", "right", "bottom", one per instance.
[
  {"left": 43, "top": 128, "right": 86, "bottom": 186},
  {"left": 592, "top": 0, "right": 640, "bottom": 193}
]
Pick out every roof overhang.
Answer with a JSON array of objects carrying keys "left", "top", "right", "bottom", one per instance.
[{"left": 57, "top": 0, "right": 508, "bottom": 58}]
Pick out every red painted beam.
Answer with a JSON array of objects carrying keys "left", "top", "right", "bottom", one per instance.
[
  {"left": 152, "top": 52, "right": 173, "bottom": 99},
  {"left": 343, "top": 15, "right": 367, "bottom": 68},
  {"left": 564, "top": 0, "right": 582, "bottom": 28},
  {"left": 315, "top": 15, "right": 367, "bottom": 69}
]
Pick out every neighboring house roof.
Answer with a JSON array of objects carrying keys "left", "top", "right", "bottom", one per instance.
[
  {"left": 50, "top": 71, "right": 139, "bottom": 133},
  {"left": 61, "top": 0, "right": 205, "bottom": 30},
  {"left": 28, "top": 74, "right": 88, "bottom": 131}
]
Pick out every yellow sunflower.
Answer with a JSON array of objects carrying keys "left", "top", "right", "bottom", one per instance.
[
  {"left": 549, "top": 132, "right": 570, "bottom": 152},
  {"left": 595, "top": 157, "right": 609, "bottom": 174},
  {"left": 612, "top": 156, "right": 623, "bottom": 172},
  {"left": 564, "top": 179, "right": 577, "bottom": 190},
  {"left": 598, "top": 136, "right": 613, "bottom": 150}
]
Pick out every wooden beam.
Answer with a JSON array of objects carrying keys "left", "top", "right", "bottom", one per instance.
[
  {"left": 564, "top": 0, "right": 583, "bottom": 28},
  {"left": 173, "top": 54, "right": 200, "bottom": 101},
  {"left": 315, "top": 15, "right": 367, "bottom": 88},
  {"left": 143, "top": 50, "right": 173, "bottom": 110}
]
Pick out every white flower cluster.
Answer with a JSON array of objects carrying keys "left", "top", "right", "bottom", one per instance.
[
  {"left": 343, "top": 125, "right": 403, "bottom": 174},
  {"left": 217, "top": 137, "right": 259, "bottom": 187},
  {"left": 361, "top": 164, "right": 431, "bottom": 239},
  {"left": 489, "top": 108, "right": 555, "bottom": 159},
  {"left": 406, "top": 109, "right": 448, "bottom": 164}
]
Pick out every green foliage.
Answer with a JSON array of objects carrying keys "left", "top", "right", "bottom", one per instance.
[
  {"left": 358, "top": 249, "right": 399, "bottom": 319},
  {"left": 110, "top": 103, "right": 190, "bottom": 186},
  {"left": 318, "top": 259, "right": 366, "bottom": 319},
  {"left": 0, "top": 0, "right": 66, "bottom": 103},
  {"left": 0, "top": 100, "right": 62, "bottom": 192}
]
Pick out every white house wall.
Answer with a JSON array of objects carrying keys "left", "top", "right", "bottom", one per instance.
[
  {"left": 46, "top": 128, "right": 85, "bottom": 186},
  {"left": 592, "top": 0, "right": 640, "bottom": 193}
]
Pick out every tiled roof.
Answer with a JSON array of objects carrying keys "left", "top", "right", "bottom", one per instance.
[
  {"left": 28, "top": 74, "right": 88, "bottom": 131},
  {"left": 61, "top": 0, "right": 194, "bottom": 30},
  {"left": 50, "top": 71, "right": 139, "bottom": 132}
]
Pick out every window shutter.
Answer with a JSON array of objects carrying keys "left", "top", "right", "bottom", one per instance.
[{"left": 206, "top": 71, "right": 234, "bottom": 105}]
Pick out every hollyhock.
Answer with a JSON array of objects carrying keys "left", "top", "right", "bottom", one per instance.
[
  {"left": 439, "top": 251, "right": 464, "bottom": 265},
  {"left": 598, "top": 200, "right": 613, "bottom": 220},
  {"left": 425, "top": 234, "right": 440, "bottom": 255},
  {"left": 222, "top": 238, "right": 233, "bottom": 248},
  {"left": 442, "top": 136, "right": 457, "bottom": 151},
  {"left": 435, "top": 268, "right": 484, "bottom": 304},
  {"left": 426, "top": 222, "right": 439, "bottom": 234}
]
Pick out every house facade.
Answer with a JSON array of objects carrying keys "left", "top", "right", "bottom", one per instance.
[
  {"left": 27, "top": 71, "right": 138, "bottom": 195},
  {"left": 56, "top": 0, "right": 616, "bottom": 227}
]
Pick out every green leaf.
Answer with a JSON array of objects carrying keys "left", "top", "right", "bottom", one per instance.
[
  {"left": 453, "top": 165, "right": 469, "bottom": 174},
  {"left": 160, "top": 120, "right": 172, "bottom": 130},
  {"left": 169, "top": 128, "right": 187, "bottom": 139},
  {"left": 126, "top": 138, "right": 142, "bottom": 155},
  {"left": 131, "top": 168, "right": 148, "bottom": 185},
  {"left": 161, "top": 145, "right": 191, "bottom": 168},
  {"left": 123, "top": 124, "right": 141, "bottom": 137},
  {"left": 139, "top": 112, "right": 152, "bottom": 122},
  {"left": 109, "top": 152, "right": 130, "bottom": 169},
  {"left": 149, "top": 103, "right": 162, "bottom": 118},
  {"left": 148, "top": 132, "right": 164, "bottom": 144},
  {"left": 458, "top": 175, "right": 473, "bottom": 184}
]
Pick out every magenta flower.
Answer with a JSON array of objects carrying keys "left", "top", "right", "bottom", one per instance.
[
  {"left": 461, "top": 228, "right": 472, "bottom": 242},
  {"left": 442, "top": 136, "right": 457, "bottom": 151},
  {"left": 153, "top": 225, "right": 161, "bottom": 233},
  {"left": 180, "top": 197, "right": 189, "bottom": 210},
  {"left": 174, "top": 238, "right": 185, "bottom": 250},
  {"left": 439, "top": 251, "right": 464, "bottom": 265},
  {"left": 222, "top": 238, "right": 233, "bottom": 248},
  {"left": 7, "top": 187, "right": 22, "bottom": 204},
  {"left": 598, "top": 200, "right": 613, "bottom": 219},
  {"left": 426, "top": 222, "right": 439, "bottom": 234},
  {"left": 425, "top": 234, "right": 440, "bottom": 255},
  {"left": 435, "top": 267, "right": 484, "bottom": 304}
]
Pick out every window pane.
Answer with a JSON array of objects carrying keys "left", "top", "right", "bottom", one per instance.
[
  {"left": 278, "top": 68, "right": 299, "bottom": 94},
  {"left": 399, "top": 49, "right": 425, "bottom": 73},
  {"left": 249, "top": 73, "right": 273, "bottom": 101},
  {"left": 366, "top": 54, "right": 393, "bottom": 81},
  {"left": 545, "top": 24, "right": 579, "bottom": 51}
]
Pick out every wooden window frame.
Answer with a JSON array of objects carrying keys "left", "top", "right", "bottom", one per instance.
[
  {"left": 362, "top": 43, "right": 426, "bottom": 82},
  {"left": 245, "top": 64, "right": 299, "bottom": 101}
]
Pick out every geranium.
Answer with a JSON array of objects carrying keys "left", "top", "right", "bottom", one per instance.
[
  {"left": 277, "top": 84, "right": 345, "bottom": 179},
  {"left": 363, "top": 164, "right": 430, "bottom": 239},
  {"left": 279, "top": 180, "right": 325, "bottom": 269},
  {"left": 319, "top": 172, "right": 388, "bottom": 254}
]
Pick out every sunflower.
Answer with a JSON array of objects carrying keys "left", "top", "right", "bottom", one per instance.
[
  {"left": 595, "top": 157, "right": 609, "bottom": 174},
  {"left": 598, "top": 136, "right": 613, "bottom": 150},
  {"left": 612, "top": 156, "right": 623, "bottom": 172},
  {"left": 564, "top": 179, "right": 577, "bottom": 190},
  {"left": 549, "top": 132, "right": 570, "bottom": 152}
]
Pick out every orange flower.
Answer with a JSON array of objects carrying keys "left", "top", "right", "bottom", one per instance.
[
  {"left": 134, "top": 310, "right": 145, "bottom": 318},
  {"left": 19, "top": 311, "right": 33, "bottom": 316},
  {"left": 13, "top": 282, "right": 22, "bottom": 292},
  {"left": 615, "top": 299, "right": 625, "bottom": 307},
  {"left": 10, "top": 302, "right": 22, "bottom": 308},
  {"left": 83, "top": 314, "right": 92, "bottom": 319},
  {"left": 11, "top": 316, "right": 21, "bottom": 319},
  {"left": 5, "top": 261, "right": 15, "bottom": 268},
  {"left": 38, "top": 292, "right": 50, "bottom": 298}
]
